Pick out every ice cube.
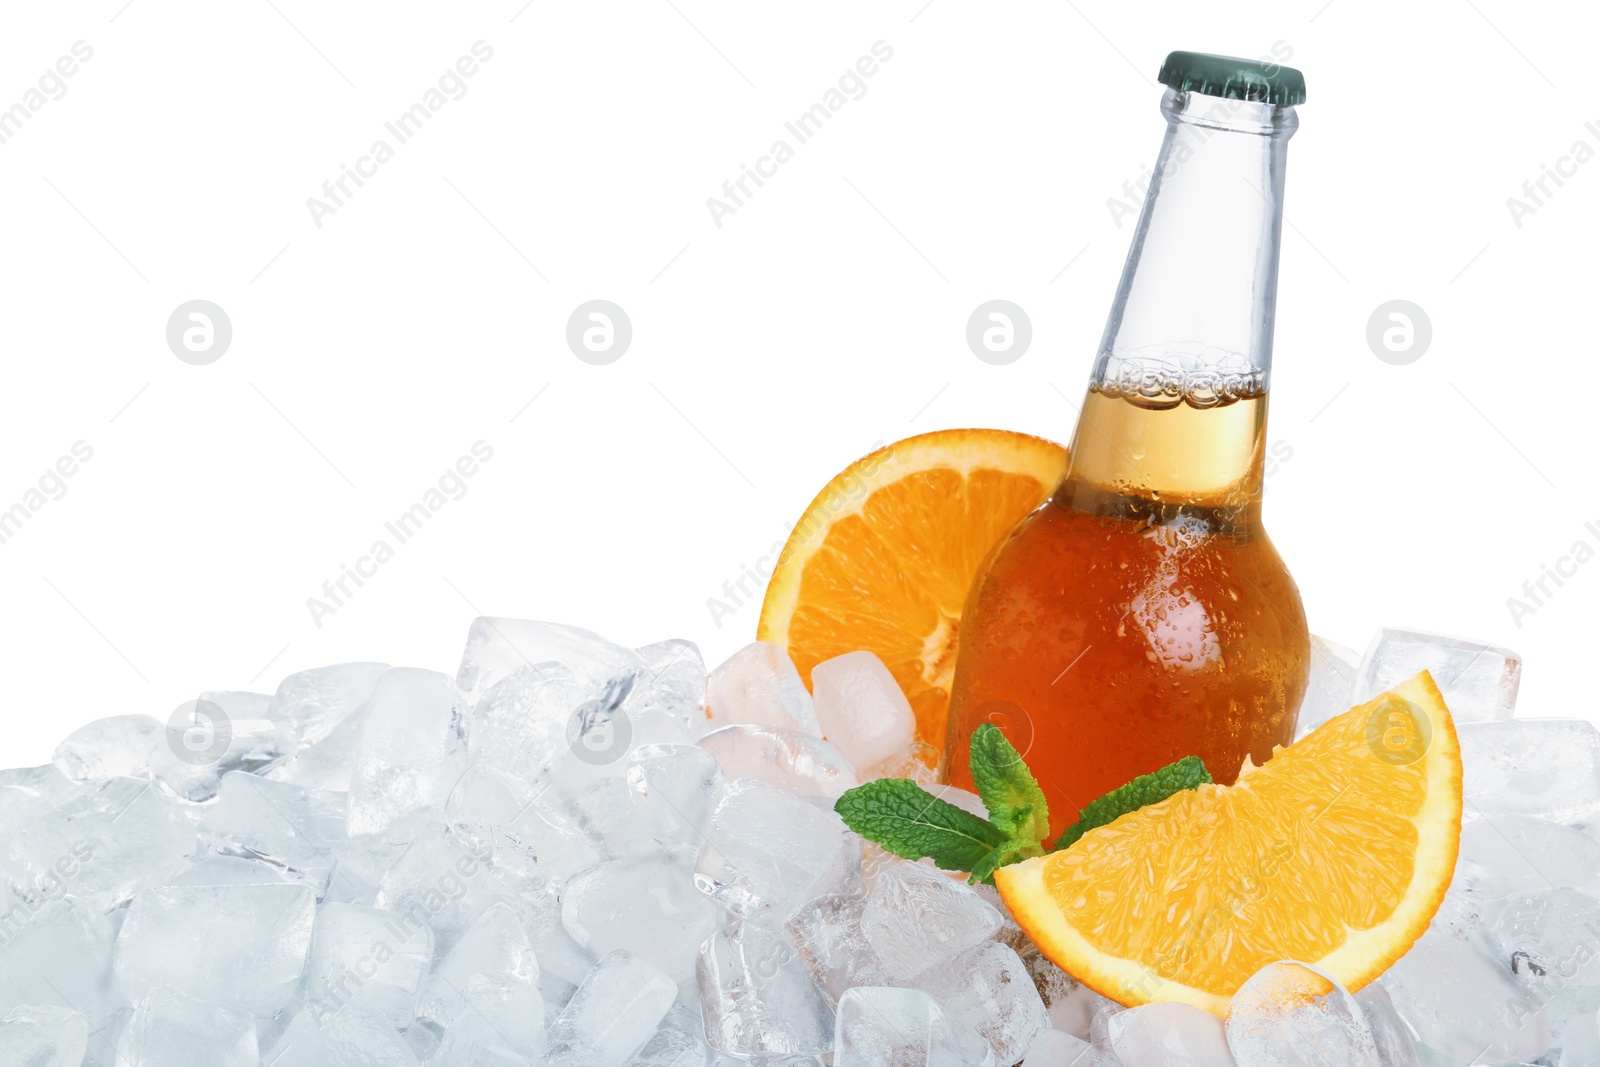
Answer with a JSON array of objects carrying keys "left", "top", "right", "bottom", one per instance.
[
  {"left": 697, "top": 725, "right": 857, "bottom": 799},
  {"left": 631, "top": 639, "right": 709, "bottom": 740},
  {"left": 693, "top": 778, "right": 849, "bottom": 926},
  {"left": 199, "top": 773, "right": 347, "bottom": 893},
  {"left": 833, "top": 986, "right": 994, "bottom": 1067},
  {"left": 563, "top": 847, "right": 720, "bottom": 981},
  {"left": 1459, "top": 719, "right": 1600, "bottom": 825},
  {"left": 2, "top": 775, "right": 193, "bottom": 915},
  {"left": 417, "top": 900, "right": 540, "bottom": 1023},
  {"left": 149, "top": 697, "right": 288, "bottom": 803},
  {"left": 114, "top": 876, "right": 316, "bottom": 1017},
  {"left": 1487, "top": 887, "right": 1600, "bottom": 1033},
  {"left": 786, "top": 892, "right": 891, "bottom": 1007},
  {"left": 810, "top": 651, "right": 916, "bottom": 771},
  {"left": 266, "top": 702, "right": 367, "bottom": 792},
  {"left": 1022, "top": 1028, "right": 1116, "bottom": 1067},
  {"left": 1356, "top": 628, "right": 1520, "bottom": 722},
  {"left": 624, "top": 743, "right": 726, "bottom": 851},
  {"left": 1381, "top": 927, "right": 1549, "bottom": 1063},
  {"left": 627, "top": 1004, "right": 713, "bottom": 1067},
  {"left": 912, "top": 941, "right": 1046, "bottom": 1066},
  {"left": 456, "top": 617, "right": 645, "bottom": 705},
  {"left": 1103, "top": 1001, "right": 1233, "bottom": 1066},
  {"left": 306, "top": 902, "right": 433, "bottom": 1027},
  {"left": 469, "top": 663, "right": 591, "bottom": 783},
  {"left": 413, "top": 901, "right": 547, "bottom": 1066},
  {"left": 346, "top": 667, "right": 470, "bottom": 841},
  {"left": 269, "top": 662, "right": 389, "bottom": 750},
  {"left": 572, "top": 747, "right": 724, "bottom": 859},
  {"left": 1293, "top": 636, "right": 1360, "bottom": 740},
  {"left": 266, "top": 1003, "right": 420, "bottom": 1066},
  {"left": 445, "top": 762, "right": 601, "bottom": 888},
  {"left": 0, "top": 1005, "right": 88, "bottom": 1067},
  {"left": 53, "top": 714, "right": 161, "bottom": 780},
  {"left": 115, "top": 988, "right": 257, "bottom": 1067},
  {"left": 697, "top": 921, "right": 833, "bottom": 1058},
  {"left": 1020, "top": 949, "right": 1119, "bottom": 1039},
  {"left": 0, "top": 764, "right": 81, "bottom": 825},
  {"left": 371, "top": 828, "right": 515, "bottom": 957},
  {"left": 0, "top": 897, "right": 114, "bottom": 1026},
  {"left": 705, "top": 642, "right": 819, "bottom": 735},
  {"left": 546, "top": 949, "right": 678, "bottom": 1067},
  {"left": 1224, "top": 961, "right": 1378, "bottom": 1066},
  {"left": 1460, "top": 814, "right": 1600, "bottom": 900},
  {"left": 1353, "top": 982, "right": 1421, "bottom": 1067},
  {"left": 860, "top": 861, "right": 1001, "bottom": 980}
]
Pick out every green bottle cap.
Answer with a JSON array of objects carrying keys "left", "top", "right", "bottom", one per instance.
[{"left": 1157, "top": 50, "right": 1306, "bottom": 106}]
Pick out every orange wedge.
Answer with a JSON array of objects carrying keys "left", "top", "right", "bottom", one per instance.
[
  {"left": 995, "top": 671, "right": 1462, "bottom": 1017},
  {"left": 757, "top": 429, "right": 1067, "bottom": 748}
]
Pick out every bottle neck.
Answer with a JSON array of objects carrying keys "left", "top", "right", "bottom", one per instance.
[{"left": 1065, "top": 89, "right": 1295, "bottom": 513}]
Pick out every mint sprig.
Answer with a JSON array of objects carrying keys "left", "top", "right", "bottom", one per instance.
[
  {"left": 833, "top": 723, "right": 1211, "bottom": 885},
  {"left": 1052, "top": 754, "right": 1212, "bottom": 850}
]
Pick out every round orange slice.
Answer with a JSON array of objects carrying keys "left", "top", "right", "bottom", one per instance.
[
  {"left": 995, "top": 671, "right": 1462, "bottom": 1017},
  {"left": 757, "top": 429, "right": 1067, "bottom": 748}
]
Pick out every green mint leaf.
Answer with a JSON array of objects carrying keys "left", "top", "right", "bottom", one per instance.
[
  {"left": 834, "top": 778, "right": 1008, "bottom": 873},
  {"left": 966, "top": 839, "right": 1046, "bottom": 887},
  {"left": 968, "top": 723, "right": 1051, "bottom": 846},
  {"left": 1053, "top": 755, "right": 1212, "bottom": 850}
]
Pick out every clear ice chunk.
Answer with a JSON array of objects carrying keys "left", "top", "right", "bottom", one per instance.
[
  {"left": 53, "top": 714, "right": 160, "bottom": 780},
  {"left": 1381, "top": 927, "right": 1549, "bottom": 1063},
  {"left": 3, "top": 776, "right": 192, "bottom": 915},
  {"left": 0, "top": 1005, "right": 88, "bottom": 1067},
  {"left": 115, "top": 988, "right": 258, "bottom": 1067},
  {"left": 268, "top": 662, "right": 389, "bottom": 751},
  {"left": 563, "top": 847, "right": 719, "bottom": 981},
  {"left": 546, "top": 949, "right": 678, "bottom": 1067},
  {"left": 1459, "top": 718, "right": 1600, "bottom": 825},
  {"left": 306, "top": 902, "right": 433, "bottom": 1027},
  {"left": 445, "top": 761, "right": 601, "bottom": 888},
  {"left": 630, "top": 639, "right": 710, "bottom": 743},
  {"left": 346, "top": 667, "right": 469, "bottom": 841},
  {"left": 415, "top": 904, "right": 546, "bottom": 1064},
  {"left": 371, "top": 828, "right": 516, "bottom": 957},
  {"left": 114, "top": 876, "right": 316, "bottom": 1017},
  {"left": 468, "top": 663, "right": 590, "bottom": 783},
  {"left": 149, "top": 695, "right": 288, "bottom": 803},
  {"left": 693, "top": 777, "right": 849, "bottom": 926},
  {"left": 626, "top": 1003, "right": 713, "bottom": 1067},
  {"left": 1293, "top": 636, "right": 1360, "bottom": 740},
  {"left": 912, "top": 941, "right": 1047, "bottom": 1067},
  {"left": 1224, "top": 961, "right": 1379, "bottom": 1066},
  {"left": 266, "top": 702, "right": 367, "bottom": 792},
  {"left": 786, "top": 892, "right": 891, "bottom": 1007},
  {"left": 860, "top": 861, "right": 1001, "bottom": 980},
  {"left": 810, "top": 651, "right": 916, "bottom": 771},
  {"left": 1460, "top": 814, "right": 1600, "bottom": 900},
  {"left": 0, "top": 897, "right": 113, "bottom": 1026},
  {"left": 1352, "top": 982, "right": 1420, "bottom": 1067},
  {"left": 456, "top": 616, "right": 645, "bottom": 705},
  {"left": 266, "top": 1003, "right": 420, "bottom": 1066},
  {"left": 705, "top": 642, "right": 819, "bottom": 736},
  {"left": 697, "top": 725, "right": 857, "bottom": 800},
  {"left": 1487, "top": 887, "right": 1600, "bottom": 1033},
  {"left": 833, "top": 986, "right": 994, "bottom": 1067},
  {"left": 1102, "top": 1001, "right": 1233, "bottom": 1066},
  {"left": 1022, "top": 1028, "right": 1117, "bottom": 1067},
  {"left": 623, "top": 743, "right": 725, "bottom": 850},
  {"left": 1355, "top": 628, "right": 1520, "bottom": 722},
  {"left": 697, "top": 921, "right": 834, "bottom": 1058},
  {"left": 199, "top": 773, "right": 347, "bottom": 893}
]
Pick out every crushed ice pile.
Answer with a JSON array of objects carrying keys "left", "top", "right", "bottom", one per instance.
[{"left": 0, "top": 619, "right": 1589, "bottom": 1066}]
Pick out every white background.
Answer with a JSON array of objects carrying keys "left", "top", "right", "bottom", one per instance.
[{"left": 0, "top": 0, "right": 1594, "bottom": 769}]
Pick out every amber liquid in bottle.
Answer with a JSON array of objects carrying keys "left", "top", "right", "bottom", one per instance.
[{"left": 942, "top": 86, "right": 1311, "bottom": 841}]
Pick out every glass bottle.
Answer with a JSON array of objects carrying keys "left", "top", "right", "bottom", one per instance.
[{"left": 942, "top": 53, "right": 1312, "bottom": 841}]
